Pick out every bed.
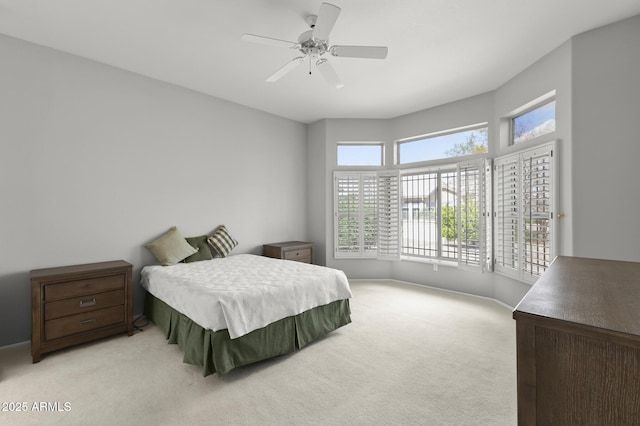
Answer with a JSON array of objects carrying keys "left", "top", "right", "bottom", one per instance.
[{"left": 140, "top": 254, "right": 352, "bottom": 376}]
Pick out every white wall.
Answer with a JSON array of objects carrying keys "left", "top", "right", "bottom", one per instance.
[
  {"left": 0, "top": 34, "right": 307, "bottom": 347},
  {"left": 572, "top": 14, "right": 640, "bottom": 262},
  {"left": 307, "top": 120, "right": 328, "bottom": 266}
]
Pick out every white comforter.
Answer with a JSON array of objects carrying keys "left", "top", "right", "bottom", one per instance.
[{"left": 140, "top": 254, "right": 352, "bottom": 339}]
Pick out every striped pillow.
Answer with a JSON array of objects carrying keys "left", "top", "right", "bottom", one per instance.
[{"left": 207, "top": 225, "right": 238, "bottom": 257}]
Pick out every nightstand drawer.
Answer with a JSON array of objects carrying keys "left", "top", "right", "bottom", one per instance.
[
  {"left": 284, "top": 247, "right": 312, "bottom": 261},
  {"left": 44, "top": 289, "right": 125, "bottom": 320},
  {"left": 263, "top": 241, "right": 314, "bottom": 264},
  {"left": 44, "top": 275, "right": 125, "bottom": 301},
  {"left": 45, "top": 305, "right": 125, "bottom": 341}
]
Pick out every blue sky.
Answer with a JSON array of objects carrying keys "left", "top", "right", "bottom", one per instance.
[{"left": 398, "top": 128, "right": 486, "bottom": 164}]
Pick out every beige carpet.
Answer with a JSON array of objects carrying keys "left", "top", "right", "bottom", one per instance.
[{"left": 0, "top": 280, "right": 517, "bottom": 425}]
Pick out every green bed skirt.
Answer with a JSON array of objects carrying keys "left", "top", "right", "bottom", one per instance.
[{"left": 144, "top": 294, "right": 351, "bottom": 376}]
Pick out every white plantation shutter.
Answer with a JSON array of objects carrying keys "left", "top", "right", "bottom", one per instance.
[
  {"left": 494, "top": 142, "right": 556, "bottom": 282},
  {"left": 457, "top": 161, "right": 484, "bottom": 269},
  {"left": 521, "top": 144, "right": 554, "bottom": 282},
  {"left": 362, "top": 175, "right": 379, "bottom": 254},
  {"left": 483, "top": 159, "right": 493, "bottom": 271},
  {"left": 377, "top": 170, "right": 401, "bottom": 260},
  {"left": 334, "top": 172, "right": 378, "bottom": 258},
  {"left": 494, "top": 155, "right": 520, "bottom": 277}
]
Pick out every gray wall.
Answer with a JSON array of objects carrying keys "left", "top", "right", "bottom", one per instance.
[
  {"left": 0, "top": 34, "right": 307, "bottom": 347},
  {"left": 572, "top": 14, "right": 640, "bottom": 263}
]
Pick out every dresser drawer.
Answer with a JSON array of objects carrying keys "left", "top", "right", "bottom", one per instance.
[
  {"left": 44, "top": 274, "right": 125, "bottom": 301},
  {"left": 284, "top": 247, "right": 312, "bottom": 261},
  {"left": 44, "top": 289, "right": 125, "bottom": 320},
  {"left": 45, "top": 305, "right": 125, "bottom": 341}
]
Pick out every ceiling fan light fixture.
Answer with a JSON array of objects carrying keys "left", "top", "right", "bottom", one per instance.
[{"left": 316, "top": 58, "right": 344, "bottom": 89}]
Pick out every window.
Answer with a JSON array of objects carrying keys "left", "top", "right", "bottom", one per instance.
[
  {"left": 334, "top": 172, "right": 378, "bottom": 257},
  {"left": 494, "top": 142, "right": 556, "bottom": 282},
  {"left": 512, "top": 100, "right": 556, "bottom": 144},
  {"left": 400, "top": 161, "right": 487, "bottom": 267},
  {"left": 397, "top": 125, "right": 488, "bottom": 164},
  {"left": 401, "top": 169, "right": 457, "bottom": 260},
  {"left": 337, "top": 143, "right": 384, "bottom": 166},
  {"left": 334, "top": 161, "right": 488, "bottom": 270}
]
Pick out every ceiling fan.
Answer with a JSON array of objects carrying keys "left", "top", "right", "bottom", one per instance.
[{"left": 241, "top": 2, "right": 388, "bottom": 89}]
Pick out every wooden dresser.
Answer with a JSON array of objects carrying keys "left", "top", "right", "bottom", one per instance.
[
  {"left": 513, "top": 256, "right": 640, "bottom": 425},
  {"left": 30, "top": 260, "right": 133, "bottom": 363},
  {"left": 263, "top": 241, "right": 313, "bottom": 264}
]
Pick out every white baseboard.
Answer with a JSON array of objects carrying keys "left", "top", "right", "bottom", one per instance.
[{"left": 348, "top": 278, "right": 516, "bottom": 309}]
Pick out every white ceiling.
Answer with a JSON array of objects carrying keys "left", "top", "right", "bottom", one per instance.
[{"left": 1, "top": 0, "right": 639, "bottom": 124}]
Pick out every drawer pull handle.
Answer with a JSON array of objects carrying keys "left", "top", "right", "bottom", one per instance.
[
  {"left": 80, "top": 318, "right": 97, "bottom": 325},
  {"left": 79, "top": 298, "right": 96, "bottom": 307}
]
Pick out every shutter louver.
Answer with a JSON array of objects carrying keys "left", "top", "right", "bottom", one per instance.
[
  {"left": 494, "top": 155, "right": 520, "bottom": 277},
  {"left": 335, "top": 175, "right": 361, "bottom": 256},
  {"left": 363, "top": 175, "right": 379, "bottom": 256},
  {"left": 334, "top": 172, "right": 378, "bottom": 258},
  {"left": 521, "top": 147, "right": 553, "bottom": 280},
  {"left": 377, "top": 171, "right": 401, "bottom": 260}
]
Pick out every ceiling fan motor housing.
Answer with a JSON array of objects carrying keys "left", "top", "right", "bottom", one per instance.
[{"left": 298, "top": 29, "right": 329, "bottom": 56}]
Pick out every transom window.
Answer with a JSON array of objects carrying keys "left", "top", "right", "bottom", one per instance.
[
  {"left": 397, "top": 125, "right": 488, "bottom": 165},
  {"left": 337, "top": 143, "right": 384, "bottom": 166},
  {"left": 512, "top": 99, "right": 556, "bottom": 145}
]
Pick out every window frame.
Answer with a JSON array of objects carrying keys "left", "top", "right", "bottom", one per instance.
[{"left": 397, "top": 160, "right": 489, "bottom": 270}]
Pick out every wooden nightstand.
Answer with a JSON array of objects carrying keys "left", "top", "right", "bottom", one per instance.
[
  {"left": 30, "top": 260, "right": 133, "bottom": 363},
  {"left": 263, "top": 241, "right": 313, "bottom": 264}
]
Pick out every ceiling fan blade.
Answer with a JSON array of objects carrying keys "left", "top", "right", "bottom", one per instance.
[
  {"left": 316, "top": 59, "right": 344, "bottom": 89},
  {"left": 266, "top": 57, "right": 305, "bottom": 82},
  {"left": 330, "top": 45, "right": 388, "bottom": 59},
  {"left": 312, "top": 3, "right": 341, "bottom": 41},
  {"left": 241, "top": 33, "right": 298, "bottom": 49}
]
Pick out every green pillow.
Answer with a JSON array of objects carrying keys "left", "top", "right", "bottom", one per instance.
[
  {"left": 144, "top": 226, "right": 198, "bottom": 266},
  {"left": 184, "top": 235, "right": 213, "bottom": 263}
]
